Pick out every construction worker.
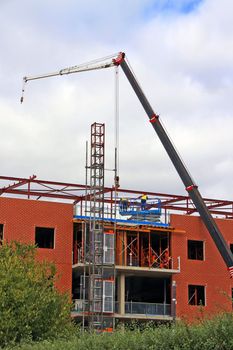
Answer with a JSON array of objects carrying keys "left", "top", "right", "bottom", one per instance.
[
  {"left": 160, "top": 248, "right": 170, "bottom": 269},
  {"left": 141, "top": 194, "right": 148, "bottom": 210},
  {"left": 120, "top": 198, "right": 128, "bottom": 211}
]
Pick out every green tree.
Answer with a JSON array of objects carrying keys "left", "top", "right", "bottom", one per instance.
[{"left": 0, "top": 241, "right": 73, "bottom": 347}]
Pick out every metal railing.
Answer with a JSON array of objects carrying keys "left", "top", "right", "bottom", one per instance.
[
  {"left": 119, "top": 256, "right": 180, "bottom": 271},
  {"left": 73, "top": 300, "right": 171, "bottom": 317},
  {"left": 73, "top": 299, "right": 85, "bottom": 312},
  {"left": 125, "top": 302, "right": 171, "bottom": 316}
]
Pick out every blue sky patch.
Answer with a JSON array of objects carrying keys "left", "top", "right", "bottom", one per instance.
[{"left": 143, "top": 0, "right": 203, "bottom": 18}]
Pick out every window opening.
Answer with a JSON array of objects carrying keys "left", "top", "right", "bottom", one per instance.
[
  {"left": 230, "top": 244, "right": 233, "bottom": 254},
  {"left": 188, "top": 240, "right": 204, "bottom": 260},
  {"left": 188, "top": 285, "right": 205, "bottom": 306},
  {"left": 35, "top": 227, "right": 55, "bottom": 249},
  {"left": 0, "top": 224, "right": 4, "bottom": 243},
  {"left": 232, "top": 288, "right": 233, "bottom": 310}
]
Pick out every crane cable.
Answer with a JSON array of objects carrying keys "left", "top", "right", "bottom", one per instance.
[
  {"left": 114, "top": 65, "right": 119, "bottom": 186},
  {"left": 20, "top": 79, "right": 27, "bottom": 104}
]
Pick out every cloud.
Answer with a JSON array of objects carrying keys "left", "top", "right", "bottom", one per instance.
[{"left": 0, "top": 0, "right": 233, "bottom": 202}]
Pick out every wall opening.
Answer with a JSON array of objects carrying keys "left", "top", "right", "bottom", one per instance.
[
  {"left": 125, "top": 276, "right": 170, "bottom": 303},
  {"left": 118, "top": 230, "right": 171, "bottom": 268},
  {"left": 73, "top": 223, "right": 83, "bottom": 264},
  {"left": 188, "top": 240, "right": 204, "bottom": 260},
  {"left": 230, "top": 243, "right": 233, "bottom": 254},
  {"left": 188, "top": 285, "right": 205, "bottom": 306},
  {"left": 35, "top": 227, "right": 55, "bottom": 249},
  {"left": 125, "top": 276, "right": 171, "bottom": 315},
  {"left": 0, "top": 224, "right": 4, "bottom": 243},
  {"left": 232, "top": 288, "right": 233, "bottom": 310}
]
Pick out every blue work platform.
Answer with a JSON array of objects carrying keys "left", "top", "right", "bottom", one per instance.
[{"left": 73, "top": 215, "right": 169, "bottom": 228}]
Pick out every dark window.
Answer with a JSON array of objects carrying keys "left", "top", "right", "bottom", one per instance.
[
  {"left": 231, "top": 288, "right": 233, "bottom": 310},
  {"left": 188, "top": 285, "right": 205, "bottom": 306},
  {"left": 230, "top": 244, "right": 233, "bottom": 254},
  {"left": 0, "top": 224, "right": 3, "bottom": 243},
  {"left": 188, "top": 240, "right": 204, "bottom": 260},
  {"left": 232, "top": 288, "right": 233, "bottom": 310},
  {"left": 35, "top": 227, "right": 54, "bottom": 249}
]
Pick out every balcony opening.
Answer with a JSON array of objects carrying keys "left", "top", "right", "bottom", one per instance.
[
  {"left": 188, "top": 240, "right": 204, "bottom": 260},
  {"left": 35, "top": 227, "right": 55, "bottom": 249},
  {"left": 125, "top": 276, "right": 171, "bottom": 315},
  {"left": 126, "top": 276, "right": 170, "bottom": 303},
  {"left": 117, "top": 229, "right": 171, "bottom": 269},
  {"left": 188, "top": 285, "right": 205, "bottom": 306}
]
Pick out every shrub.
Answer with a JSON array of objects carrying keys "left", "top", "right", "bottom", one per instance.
[
  {"left": 0, "top": 241, "right": 73, "bottom": 347},
  {"left": 4, "top": 313, "right": 233, "bottom": 350}
]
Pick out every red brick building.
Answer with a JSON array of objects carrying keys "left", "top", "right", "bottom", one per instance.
[
  {"left": 0, "top": 196, "right": 73, "bottom": 294},
  {"left": 171, "top": 214, "right": 233, "bottom": 321},
  {"left": 1, "top": 176, "right": 233, "bottom": 325}
]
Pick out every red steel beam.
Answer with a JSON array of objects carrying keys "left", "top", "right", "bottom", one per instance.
[{"left": 1, "top": 175, "right": 233, "bottom": 217}]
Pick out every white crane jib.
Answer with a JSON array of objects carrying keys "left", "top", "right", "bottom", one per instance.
[
  {"left": 23, "top": 54, "right": 117, "bottom": 82},
  {"left": 21, "top": 53, "right": 119, "bottom": 103}
]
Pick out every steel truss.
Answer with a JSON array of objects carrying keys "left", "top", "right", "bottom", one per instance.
[{"left": 1, "top": 175, "right": 233, "bottom": 218}]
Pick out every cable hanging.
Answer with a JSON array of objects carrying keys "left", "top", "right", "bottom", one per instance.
[{"left": 114, "top": 65, "right": 120, "bottom": 189}]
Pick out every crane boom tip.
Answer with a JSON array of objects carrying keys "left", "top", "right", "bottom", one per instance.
[{"left": 112, "top": 52, "right": 125, "bottom": 66}]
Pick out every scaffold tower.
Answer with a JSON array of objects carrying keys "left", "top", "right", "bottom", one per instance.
[{"left": 88, "top": 122, "right": 105, "bottom": 330}]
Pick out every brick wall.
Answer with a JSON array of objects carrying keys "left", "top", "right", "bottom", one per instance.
[
  {"left": 171, "top": 214, "right": 233, "bottom": 321},
  {"left": 0, "top": 197, "right": 73, "bottom": 294}
]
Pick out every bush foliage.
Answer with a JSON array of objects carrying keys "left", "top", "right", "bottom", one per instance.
[
  {"left": 1, "top": 242, "right": 233, "bottom": 349},
  {"left": 0, "top": 242, "right": 73, "bottom": 348},
  {"left": 5, "top": 312, "right": 233, "bottom": 350}
]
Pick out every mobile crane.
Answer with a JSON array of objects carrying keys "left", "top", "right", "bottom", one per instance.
[{"left": 22, "top": 52, "right": 233, "bottom": 277}]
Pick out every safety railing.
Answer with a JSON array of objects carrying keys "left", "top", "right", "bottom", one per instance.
[
  {"left": 119, "top": 255, "right": 180, "bottom": 271},
  {"left": 73, "top": 300, "right": 171, "bottom": 317},
  {"left": 73, "top": 298, "right": 114, "bottom": 314},
  {"left": 73, "top": 299, "right": 85, "bottom": 312},
  {"left": 125, "top": 302, "right": 171, "bottom": 316}
]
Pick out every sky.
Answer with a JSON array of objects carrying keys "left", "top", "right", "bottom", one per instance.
[{"left": 0, "top": 0, "right": 233, "bottom": 201}]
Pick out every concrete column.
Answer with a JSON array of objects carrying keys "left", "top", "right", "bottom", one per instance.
[{"left": 117, "top": 273, "right": 125, "bottom": 315}]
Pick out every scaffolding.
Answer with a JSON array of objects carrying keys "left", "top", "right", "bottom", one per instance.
[
  {"left": 79, "top": 123, "right": 115, "bottom": 332},
  {"left": 87, "top": 122, "right": 105, "bottom": 330}
]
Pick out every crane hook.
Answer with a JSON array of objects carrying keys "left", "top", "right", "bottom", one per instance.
[{"left": 20, "top": 78, "right": 27, "bottom": 104}]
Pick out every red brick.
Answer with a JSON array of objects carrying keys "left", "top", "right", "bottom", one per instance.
[
  {"left": 0, "top": 197, "right": 73, "bottom": 295},
  {"left": 171, "top": 214, "right": 233, "bottom": 321}
]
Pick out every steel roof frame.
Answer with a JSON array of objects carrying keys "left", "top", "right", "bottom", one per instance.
[{"left": 0, "top": 175, "right": 233, "bottom": 218}]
